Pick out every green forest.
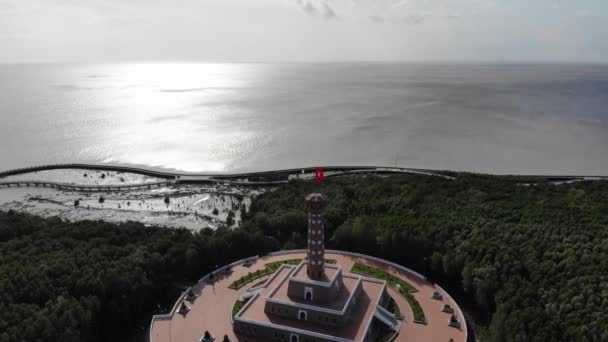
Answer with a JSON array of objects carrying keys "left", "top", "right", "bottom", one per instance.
[
  {"left": 2, "top": 173, "right": 608, "bottom": 341},
  {"left": 0, "top": 213, "right": 279, "bottom": 342}
]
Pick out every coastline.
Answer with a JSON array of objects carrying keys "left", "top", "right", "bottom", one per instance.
[{"left": 1, "top": 163, "right": 606, "bottom": 231}]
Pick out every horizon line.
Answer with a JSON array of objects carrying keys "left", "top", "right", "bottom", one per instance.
[{"left": 1, "top": 60, "right": 608, "bottom": 66}]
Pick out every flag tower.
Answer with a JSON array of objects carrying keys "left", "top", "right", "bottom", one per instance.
[{"left": 305, "top": 193, "right": 327, "bottom": 280}]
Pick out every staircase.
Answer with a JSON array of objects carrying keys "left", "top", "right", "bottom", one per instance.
[{"left": 374, "top": 305, "right": 401, "bottom": 331}]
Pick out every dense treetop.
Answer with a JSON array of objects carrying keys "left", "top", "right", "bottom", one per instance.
[
  {"left": 0, "top": 213, "right": 278, "bottom": 342},
  {"left": 2, "top": 173, "right": 608, "bottom": 341},
  {"left": 242, "top": 175, "right": 608, "bottom": 341}
]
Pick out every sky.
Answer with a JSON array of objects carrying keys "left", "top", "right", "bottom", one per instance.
[{"left": 0, "top": 0, "right": 606, "bottom": 63}]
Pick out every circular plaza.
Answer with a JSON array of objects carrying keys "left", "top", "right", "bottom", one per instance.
[
  {"left": 150, "top": 193, "right": 466, "bottom": 342},
  {"left": 149, "top": 249, "right": 467, "bottom": 342}
]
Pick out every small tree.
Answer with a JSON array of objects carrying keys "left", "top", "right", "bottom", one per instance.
[
  {"left": 74, "top": 200, "right": 80, "bottom": 207},
  {"left": 204, "top": 331, "right": 211, "bottom": 339},
  {"left": 222, "top": 335, "right": 230, "bottom": 342},
  {"left": 98, "top": 196, "right": 105, "bottom": 204},
  {"left": 212, "top": 208, "right": 219, "bottom": 215},
  {"left": 164, "top": 196, "right": 170, "bottom": 204},
  {"left": 101, "top": 173, "right": 106, "bottom": 179},
  {"left": 240, "top": 203, "right": 247, "bottom": 221}
]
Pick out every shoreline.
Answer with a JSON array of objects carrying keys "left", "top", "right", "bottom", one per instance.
[
  {"left": 1, "top": 164, "right": 606, "bottom": 231},
  {"left": 0, "top": 167, "right": 265, "bottom": 231},
  {"left": 2, "top": 163, "right": 606, "bottom": 185}
]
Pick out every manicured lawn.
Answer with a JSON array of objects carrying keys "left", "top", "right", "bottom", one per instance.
[
  {"left": 265, "top": 258, "right": 302, "bottom": 272},
  {"left": 387, "top": 295, "right": 403, "bottom": 320},
  {"left": 351, "top": 263, "right": 416, "bottom": 292},
  {"left": 232, "top": 298, "right": 250, "bottom": 318},
  {"left": 249, "top": 279, "right": 268, "bottom": 289},
  {"left": 404, "top": 293, "right": 425, "bottom": 323},
  {"left": 351, "top": 263, "right": 426, "bottom": 323},
  {"left": 228, "top": 268, "right": 272, "bottom": 290}
]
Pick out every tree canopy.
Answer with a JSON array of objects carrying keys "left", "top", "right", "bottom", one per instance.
[
  {"left": 2, "top": 173, "right": 608, "bottom": 341},
  {"left": 241, "top": 175, "right": 608, "bottom": 341},
  {"left": 0, "top": 212, "right": 278, "bottom": 342}
]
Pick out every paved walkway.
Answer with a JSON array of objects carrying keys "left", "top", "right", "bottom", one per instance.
[{"left": 149, "top": 251, "right": 466, "bottom": 342}]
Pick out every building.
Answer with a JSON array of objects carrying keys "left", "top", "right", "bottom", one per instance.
[
  {"left": 232, "top": 193, "right": 399, "bottom": 342},
  {"left": 149, "top": 193, "right": 467, "bottom": 342}
]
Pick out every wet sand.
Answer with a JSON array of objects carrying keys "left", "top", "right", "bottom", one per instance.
[
  {"left": 1, "top": 168, "right": 166, "bottom": 186},
  {"left": 0, "top": 169, "right": 269, "bottom": 230}
]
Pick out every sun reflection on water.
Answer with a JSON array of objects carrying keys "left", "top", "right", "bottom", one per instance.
[{"left": 80, "top": 62, "right": 267, "bottom": 172}]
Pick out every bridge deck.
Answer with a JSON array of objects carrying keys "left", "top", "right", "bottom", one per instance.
[{"left": 0, "top": 180, "right": 176, "bottom": 192}]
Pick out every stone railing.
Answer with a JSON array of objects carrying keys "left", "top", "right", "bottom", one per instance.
[
  {"left": 148, "top": 255, "right": 260, "bottom": 342},
  {"left": 434, "top": 284, "right": 468, "bottom": 342},
  {"left": 268, "top": 249, "right": 307, "bottom": 257},
  {"left": 197, "top": 256, "right": 259, "bottom": 284},
  {"left": 148, "top": 250, "right": 470, "bottom": 342}
]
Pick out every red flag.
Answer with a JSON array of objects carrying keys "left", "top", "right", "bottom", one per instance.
[{"left": 315, "top": 167, "right": 324, "bottom": 183}]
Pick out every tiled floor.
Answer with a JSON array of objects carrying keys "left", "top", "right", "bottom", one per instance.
[{"left": 150, "top": 251, "right": 466, "bottom": 342}]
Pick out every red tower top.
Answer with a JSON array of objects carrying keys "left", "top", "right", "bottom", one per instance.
[{"left": 305, "top": 193, "right": 327, "bottom": 280}]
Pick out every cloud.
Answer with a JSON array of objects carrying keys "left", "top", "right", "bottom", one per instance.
[
  {"left": 294, "top": 0, "right": 337, "bottom": 20},
  {"left": 402, "top": 15, "right": 424, "bottom": 24},
  {"left": 321, "top": 2, "right": 337, "bottom": 19},
  {"left": 303, "top": 2, "right": 316, "bottom": 14},
  {"left": 445, "top": 14, "right": 460, "bottom": 20},
  {"left": 391, "top": 0, "right": 409, "bottom": 9},
  {"left": 298, "top": 0, "right": 317, "bottom": 14}
]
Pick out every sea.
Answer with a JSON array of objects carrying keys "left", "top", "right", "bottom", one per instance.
[{"left": 0, "top": 62, "right": 607, "bottom": 175}]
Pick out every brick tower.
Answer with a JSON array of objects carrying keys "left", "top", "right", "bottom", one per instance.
[{"left": 305, "top": 193, "right": 327, "bottom": 280}]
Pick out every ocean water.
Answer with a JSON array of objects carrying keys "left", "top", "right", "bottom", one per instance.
[{"left": 0, "top": 62, "right": 607, "bottom": 175}]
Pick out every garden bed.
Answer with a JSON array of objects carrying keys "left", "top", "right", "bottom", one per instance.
[
  {"left": 351, "top": 263, "right": 426, "bottom": 323},
  {"left": 229, "top": 258, "right": 338, "bottom": 290}
]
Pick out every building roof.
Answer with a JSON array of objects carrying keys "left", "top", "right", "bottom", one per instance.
[
  {"left": 270, "top": 263, "right": 359, "bottom": 311},
  {"left": 237, "top": 264, "right": 386, "bottom": 341},
  {"left": 291, "top": 260, "right": 339, "bottom": 284},
  {"left": 149, "top": 251, "right": 468, "bottom": 342}
]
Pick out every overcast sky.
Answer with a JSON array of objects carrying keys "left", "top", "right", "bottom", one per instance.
[{"left": 0, "top": 0, "right": 606, "bottom": 63}]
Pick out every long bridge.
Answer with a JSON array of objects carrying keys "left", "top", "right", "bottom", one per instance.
[
  {"left": 0, "top": 163, "right": 605, "bottom": 193},
  {"left": 0, "top": 180, "right": 177, "bottom": 192}
]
